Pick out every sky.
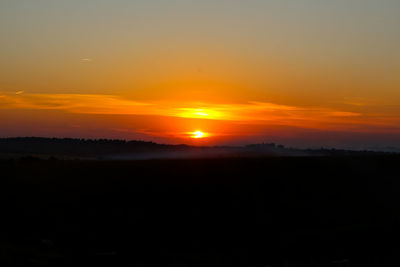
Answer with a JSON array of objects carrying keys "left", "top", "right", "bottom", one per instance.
[{"left": 1, "top": 0, "right": 400, "bottom": 148}]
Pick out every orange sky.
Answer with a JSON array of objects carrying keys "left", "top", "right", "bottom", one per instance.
[
  {"left": 1, "top": 92, "right": 400, "bottom": 148},
  {"left": 1, "top": 1, "right": 400, "bottom": 148}
]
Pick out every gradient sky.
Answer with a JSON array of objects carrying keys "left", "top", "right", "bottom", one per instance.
[{"left": 1, "top": 0, "right": 400, "bottom": 148}]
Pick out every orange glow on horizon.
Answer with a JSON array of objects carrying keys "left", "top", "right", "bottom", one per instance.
[{"left": 1, "top": 92, "right": 400, "bottom": 145}]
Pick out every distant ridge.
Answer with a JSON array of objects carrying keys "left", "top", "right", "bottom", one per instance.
[
  {"left": 0, "top": 137, "right": 189, "bottom": 157},
  {"left": 0, "top": 137, "right": 395, "bottom": 160}
]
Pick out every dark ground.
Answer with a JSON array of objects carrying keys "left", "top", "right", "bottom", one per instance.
[{"left": 1, "top": 156, "right": 400, "bottom": 266}]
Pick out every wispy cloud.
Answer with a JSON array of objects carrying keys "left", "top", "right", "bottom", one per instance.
[
  {"left": 0, "top": 93, "right": 152, "bottom": 114},
  {"left": 1, "top": 92, "right": 398, "bottom": 131},
  {"left": 81, "top": 58, "right": 93, "bottom": 63}
]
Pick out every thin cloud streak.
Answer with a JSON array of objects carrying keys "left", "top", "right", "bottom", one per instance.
[
  {"left": 81, "top": 58, "right": 93, "bottom": 62},
  {"left": 1, "top": 92, "right": 399, "bottom": 131}
]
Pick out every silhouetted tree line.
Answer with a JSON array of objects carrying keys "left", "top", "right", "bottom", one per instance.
[
  {"left": 0, "top": 137, "right": 190, "bottom": 157},
  {"left": 0, "top": 137, "right": 394, "bottom": 159}
]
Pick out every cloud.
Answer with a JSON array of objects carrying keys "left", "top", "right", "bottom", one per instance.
[
  {"left": 0, "top": 93, "right": 152, "bottom": 115},
  {"left": 328, "top": 111, "right": 360, "bottom": 117},
  {"left": 0, "top": 92, "right": 398, "bottom": 131}
]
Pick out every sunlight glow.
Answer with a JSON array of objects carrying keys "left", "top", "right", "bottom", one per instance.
[
  {"left": 178, "top": 108, "right": 225, "bottom": 120},
  {"left": 190, "top": 130, "right": 207, "bottom": 139}
]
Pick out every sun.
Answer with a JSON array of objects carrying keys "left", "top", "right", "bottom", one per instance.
[{"left": 191, "top": 130, "right": 206, "bottom": 139}]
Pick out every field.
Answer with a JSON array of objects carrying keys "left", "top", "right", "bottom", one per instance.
[{"left": 1, "top": 156, "right": 400, "bottom": 266}]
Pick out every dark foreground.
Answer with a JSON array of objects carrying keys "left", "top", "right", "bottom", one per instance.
[{"left": 1, "top": 156, "right": 400, "bottom": 266}]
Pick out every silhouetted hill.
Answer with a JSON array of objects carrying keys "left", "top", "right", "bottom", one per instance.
[
  {"left": 0, "top": 137, "right": 188, "bottom": 158},
  {"left": 0, "top": 138, "right": 399, "bottom": 265},
  {"left": 0, "top": 137, "right": 394, "bottom": 159}
]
